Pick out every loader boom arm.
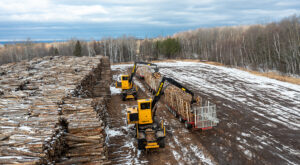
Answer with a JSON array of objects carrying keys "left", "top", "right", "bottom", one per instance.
[
  {"left": 129, "top": 61, "right": 158, "bottom": 84},
  {"left": 151, "top": 76, "right": 195, "bottom": 117}
]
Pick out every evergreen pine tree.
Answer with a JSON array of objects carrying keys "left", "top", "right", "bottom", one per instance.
[
  {"left": 54, "top": 48, "right": 59, "bottom": 55},
  {"left": 73, "top": 40, "right": 82, "bottom": 57}
]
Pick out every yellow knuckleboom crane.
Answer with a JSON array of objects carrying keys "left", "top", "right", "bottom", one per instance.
[
  {"left": 116, "top": 62, "right": 158, "bottom": 101},
  {"left": 126, "top": 76, "right": 196, "bottom": 150}
]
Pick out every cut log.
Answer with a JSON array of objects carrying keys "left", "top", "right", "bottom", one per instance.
[
  {"left": 65, "top": 135, "right": 100, "bottom": 144},
  {"left": 56, "top": 157, "right": 92, "bottom": 165}
]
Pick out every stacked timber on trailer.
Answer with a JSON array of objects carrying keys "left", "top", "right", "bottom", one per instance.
[
  {"left": 136, "top": 66, "right": 149, "bottom": 78},
  {"left": 164, "top": 85, "right": 193, "bottom": 121},
  {"left": 136, "top": 66, "right": 162, "bottom": 92},
  {"left": 136, "top": 65, "right": 219, "bottom": 129},
  {"left": 164, "top": 85, "right": 219, "bottom": 129},
  {"left": 0, "top": 55, "right": 111, "bottom": 164}
]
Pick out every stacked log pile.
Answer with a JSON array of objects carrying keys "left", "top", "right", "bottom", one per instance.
[
  {"left": 136, "top": 66, "right": 162, "bottom": 92},
  {"left": 92, "top": 57, "right": 112, "bottom": 98},
  {"left": 74, "top": 56, "right": 111, "bottom": 98},
  {"left": 57, "top": 97, "right": 109, "bottom": 165},
  {"left": 0, "top": 55, "right": 111, "bottom": 164}
]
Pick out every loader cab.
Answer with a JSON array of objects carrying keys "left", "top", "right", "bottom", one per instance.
[
  {"left": 116, "top": 75, "right": 132, "bottom": 90},
  {"left": 138, "top": 99, "right": 153, "bottom": 125}
]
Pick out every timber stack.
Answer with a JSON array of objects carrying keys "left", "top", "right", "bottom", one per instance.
[
  {"left": 164, "top": 85, "right": 219, "bottom": 129},
  {"left": 136, "top": 66, "right": 162, "bottom": 93},
  {"left": 0, "top": 55, "right": 111, "bottom": 164},
  {"left": 164, "top": 85, "right": 193, "bottom": 120},
  {"left": 57, "top": 97, "right": 110, "bottom": 165}
]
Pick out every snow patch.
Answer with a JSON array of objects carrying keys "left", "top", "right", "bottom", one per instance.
[
  {"left": 172, "top": 150, "right": 182, "bottom": 162},
  {"left": 106, "top": 127, "right": 124, "bottom": 137},
  {"left": 111, "top": 64, "right": 132, "bottom": 71},
  {"left": 110, "top": 86, "right": 122, "bottom": 95},
  {"left": 244, "top": 149, "right": 253, "bottom": 159},
  {"left": 19, "top": 126, "right": 34, "bottom": 133},
  {"left": 241, "top": 132, "right": 251, "bottom": 137},
  {"left": 190, "top": 144, "right": 214, "bottom": 165}
]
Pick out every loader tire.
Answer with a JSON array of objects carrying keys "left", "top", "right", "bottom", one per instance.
[
  {"left": 158, "top": 138, "right": 165, "bottom": 148},
  {"left": 173, "top": 110, "right": 178, "bottom": 118},
  {"left": 122, "top": 94, "right": 126, "bottom": 101},
  {"left": 137, "top": 140, "right": 145, "bottom": 150},
  {"left": 179, "top": 116, "right": 184, "bottom": 123},
  {"left": 185, "top": 121, "right": 192, "bottom": 129},
  {"left": 134, "top": 93, "right": 137, "bottom": 100}
]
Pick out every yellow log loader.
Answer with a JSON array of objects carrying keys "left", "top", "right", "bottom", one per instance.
[
  {"left": 116, "top": 62, "right": 158, "bottom": 101},
  {"left": 126, "top": 76, "right": 195, "bottom": 150}
]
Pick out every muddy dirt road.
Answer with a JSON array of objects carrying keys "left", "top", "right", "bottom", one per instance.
[
  {"left": 106, "top": 69, "right": 216, "bottom": 165},
  {"left": 110, "top": 62, "right": 300, "bottom": 165}
]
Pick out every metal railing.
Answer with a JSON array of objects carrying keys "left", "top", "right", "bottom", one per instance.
[{"left": 193, "top": 103, "right": 219, "bottom": 128}]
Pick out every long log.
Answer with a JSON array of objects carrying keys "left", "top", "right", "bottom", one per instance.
[
  {"left": 56, "top": 157, "right": 91, "bottom": 165},
  {"left": 66, "top": 152, "right": 105, "bottom": 157},
  {"left": 68, "top": 127, "right": 103, "bottom": 134},
  {"left": 67, "top": 147, "right": 104, "bottom": 155},
  {"left": 0, "top": 133, "right": 11, "bottom": 141},
  {"left": 65, "top": 135, "right": 99, "bottom": 144},
  {"left": 0, "top": 159, "right": 40, "bottom": 164},
  {"left": 67, "top": 142, "right": 103, "bottom": 148},
  {"left": 0, "top": 148, "right": 43, "bottom": 157}
]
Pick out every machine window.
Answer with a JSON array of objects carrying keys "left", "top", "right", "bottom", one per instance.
[
  {"left": 140, "top": 102, "right": 150, "bottom": 109},
  {"left": 122, "top": 76, "right": 129, "bottom": 80},
  {"left": 117, "top": 76, "right": 121, "bottom": 81}
]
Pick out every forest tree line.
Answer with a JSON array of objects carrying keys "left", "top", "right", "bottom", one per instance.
[
  {"left": 139, "top": 15, "right": 300, "bottom": 75},
  {"left": 177, "top": 15, "right": 300, "bottom": 75},
  {"left": 0, "top": 36, "right": 138, "bottom": 65},
  {"left": 0, "top": 15, "right": 299, "bottom": 75}
]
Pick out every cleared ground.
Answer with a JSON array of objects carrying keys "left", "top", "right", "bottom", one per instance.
[{"left": 109, "top": 62, "right": 300, "bottom": 165}]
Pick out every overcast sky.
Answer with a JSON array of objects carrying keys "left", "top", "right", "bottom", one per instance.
[{"left": 0, "top": 0, "right": 299, "bottom": 41}]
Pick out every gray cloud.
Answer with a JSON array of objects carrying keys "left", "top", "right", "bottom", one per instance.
[
  {"left": 0, "top": 0, "right": 299, "bottom": 26},
  {"left": 0, "top": 0, "right": 299, "bottom": 40}
]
